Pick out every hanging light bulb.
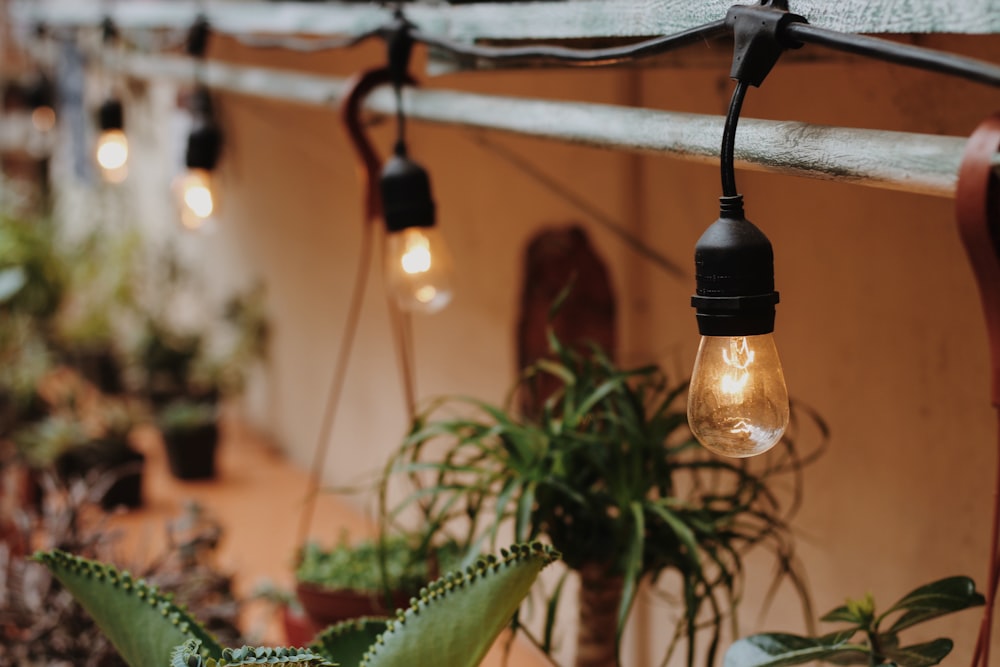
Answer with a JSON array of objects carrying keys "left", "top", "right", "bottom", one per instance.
[
  {"left": 94, "top": 99, "right": 128, "bottom": 183},
  {"left": 688, "top": 196, "right": 788, "bottom": 458},
  {"left": 172, "top": 88, "right": 222, "bottom": 232},
  {"left": 380, "top": 145, "right": 454, "bottom": 313},
  {"left": 23, "top": 73, "right": 56, "bottom": 133}
]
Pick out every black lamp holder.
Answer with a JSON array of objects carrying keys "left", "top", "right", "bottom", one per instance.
[
  {"left": 691, "top": 0, "right": 806, "bottom": 337},
  {"left": 378, "top": 15, "right": 437, "bottom": 234},
  {"left": 97, "top": 97, "right": 124, "bottom": 131},
  {"left": 184, "top": 86, "right": 222, "bottom": 171}
]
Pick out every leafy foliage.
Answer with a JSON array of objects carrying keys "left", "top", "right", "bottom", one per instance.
[
  {"left": 36, "top": 542, "right": 560, "bottom": 667},
  {"left": 724, "top": 576, "right": 984, "bottom": 667},
  {"left": 295, "top": 534, "right": 460, "bottom": 595},
  {"left": 0, "top": 477, "right": 243, "bottom": 666},
  {"left": 380, "top": 331, "right": 825, "bottom": 665}
]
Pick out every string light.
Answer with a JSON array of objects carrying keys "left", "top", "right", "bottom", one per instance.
[
  {"left": 94, "top": 98, "right": 128, "bottom": 183},
  {"left": 687, "top": 1, "right": 805, "bottom": 458},
  {"left": 172, "top": 87, "right": 222, "bottom": 232}
]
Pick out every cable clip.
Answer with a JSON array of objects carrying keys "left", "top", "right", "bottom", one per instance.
[{"left": 726, "top": 0, "right": 807, "bottom": 86}]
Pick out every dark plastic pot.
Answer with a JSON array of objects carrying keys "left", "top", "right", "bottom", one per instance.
[
  {"left": 55, "top": 439, "right": 145, "bottom": 510},
  {"left": 162, "top": 421, "right": 219, "bottom": 480},
  {"left": 295, "top": 582, "right": 412, "bottom": 629}
]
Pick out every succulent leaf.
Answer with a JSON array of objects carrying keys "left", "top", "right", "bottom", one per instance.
[
  {"left": 360, "top": 541, "right": 560, "bottom": 667},
  {"left": 312, "top": 617, "right": 389, "bottom": 666},
  {"left": 171, "top": 639, "right": 335, "bottom": 666},
  {"left": 34, "top": 550, "right": 223, "bottom": 667}
]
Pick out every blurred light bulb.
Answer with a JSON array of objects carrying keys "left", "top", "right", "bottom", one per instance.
[
  {"left": 31, "top": 106, "right": 56, "bottom": 133},
  {"left": 95, "top": 129, "right": 128, "bottom": 183},
  {"left": 385, "top": 226, "right": 454, "bottom": 313},
  {"left": 687, "top": 333, "right": 789, "bottom": 458},
  {"left": 172, "top": 168, "right": 216, "bottom": 232}
]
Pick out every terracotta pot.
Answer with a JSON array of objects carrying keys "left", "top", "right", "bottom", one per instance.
[
  {"left": 281, "top": 605, "right": 319, "bottom": 647},
  {"left": 295, "top": 582, "right": 412, "bottom": 630}
]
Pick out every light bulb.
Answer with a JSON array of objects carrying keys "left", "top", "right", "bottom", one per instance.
[
  {"left": 687, "top": 333, "right": 789, "bottom": 458},
  {"left": 385, "top": 226, "right": 454, "bottom": 313},
  {"left": 31, "top": 106, "right": 56, "bottom": 133},
  {"left": 172, "top": 168, "right": 217, "bottom": 232},
  {"left": 95, "top": 129, "right": 129, "bottom": 183}
]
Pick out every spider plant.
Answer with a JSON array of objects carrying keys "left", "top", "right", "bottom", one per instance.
[{"left": 380, "top": 331, "right": 826, "bottom": 667}]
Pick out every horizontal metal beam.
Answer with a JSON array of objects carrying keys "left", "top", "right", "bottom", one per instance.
[
  {"left": 102, "top": 51, "right": 968, "bottom": 198},
  {"left": 13, "top": 0, "right": 1000, "bottom": 43}
]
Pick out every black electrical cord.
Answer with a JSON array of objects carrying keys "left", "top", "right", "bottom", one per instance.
[
  {"left": 410, "top": 18, "right": 729, "bottom": 68},
  {"left": 721, "top": 80, "right": 749, "bottom": 198},
  {"left": 784, "top": 22, "right": 1000, "bottom": 89}
]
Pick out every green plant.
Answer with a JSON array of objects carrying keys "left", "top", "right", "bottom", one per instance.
[
  {"left": 0, "top": 476, "right": 243, "bottom": 665},
  {"left": 13, "top": 413, "right": 90, "bottom": 469},
  {"left": 381, "top": 331, "right": 825, "bottom": 667},
  {"left": 157, "top": 399, "right": 218, "bottom": 434},
  {"left": 295, "top": 534, "right": 460, "bottom": 595},
  {"left": 724, "top": 576, "right": 984, "bottom": 666},
  {"left": 35, "top": 541, "right": 560, "bottom": 667}
]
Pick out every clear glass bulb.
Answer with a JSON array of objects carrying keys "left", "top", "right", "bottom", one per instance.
[
  {"left": 172, "top": 168, "right": 217, "bottom": 232},
  {"left": 687, "top": 334, "right": 789, "bottom": 458},
  {"left": 385, "top": 226, "right": 454, "bottom": 314},
  {"left": 95, "top": 129, "right": 128, "bottom": 183}
]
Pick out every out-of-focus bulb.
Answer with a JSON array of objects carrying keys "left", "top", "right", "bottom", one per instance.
[
  {"left": 687, "top": 333, "right": 789, "bottom": 458},
  {"left": 172, "top": 168, "right": 216, "bottom": 232},
  {"left": 95, "top": 129, "right": 128, "bottom": 183},
  {"left": 31, "top": 106, "right": 56, "bottom": 133},
  {"left": 385, "top": 226, "right": 454, "bottom": 313}
]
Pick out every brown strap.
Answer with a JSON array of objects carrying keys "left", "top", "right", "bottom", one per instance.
[{"left": 955, "top": 114, "right": 1000, "bottom": 667}]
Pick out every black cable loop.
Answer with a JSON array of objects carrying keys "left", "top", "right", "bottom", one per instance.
[{"left": 721, "top": 80, "right": 749, "bottom": 199}]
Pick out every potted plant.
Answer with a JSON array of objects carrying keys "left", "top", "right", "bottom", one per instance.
[
  {"left": 381, "top": 331, "right": 826, "bottom": 667},
  {"left": 37, "top": 540, "right": 559, "bottom": 667},
  {"left": 13, "top": 405, "right": 144, "bottom": 510},
  {"left": 156, "top": 399, "right": 219, "bottom": 480},
  {"left": 724, "top": 576, "right": 985, "bottom": 667},
  {"left": 294, "top": 533, "right": 461, "bottom": 630}
]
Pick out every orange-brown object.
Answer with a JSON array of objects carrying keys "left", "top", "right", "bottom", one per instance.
[
  {"left": 955, "top": 114, "right": 1000, "bottom": 667},
  {"left": 516, "top": 225, "right": 616, "bottom": 418}
]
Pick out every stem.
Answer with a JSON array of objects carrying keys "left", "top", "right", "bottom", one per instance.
[{"left": 576, "top": 563, "right": 624, "bottom": 667}]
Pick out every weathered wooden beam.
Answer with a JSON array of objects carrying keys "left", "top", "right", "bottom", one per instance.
[
  {"left": 13, "top": 0, "right": 1000, "bottom": 43},
  {"left": 98, "top": 50, "right": 971, "bottom": 198}
]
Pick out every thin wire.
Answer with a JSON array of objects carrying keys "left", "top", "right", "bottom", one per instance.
[
  {"left": 785, "top": 23, "right": 1000, "bottom": 89},
  {"left": 721, "top": 80, "right": 749, "bottom": 198},
  {"left": 469, "top": 132, "right": 686, "bottom": 279},
  {"left": 230, "top": 29, "right": 379, "bottom": 53},
  {"left": 295, "top": 211, "right": 376, "bottom": 546}
]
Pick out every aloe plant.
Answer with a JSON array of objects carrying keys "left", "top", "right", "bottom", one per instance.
[
  {"left": 35, "top": 541, "right": 560, "bottom": 667},
  {"left": 724, "top": 575, "right": 984, "bottom": 667}
]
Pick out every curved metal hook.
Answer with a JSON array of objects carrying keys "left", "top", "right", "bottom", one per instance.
[{"left": 339, "top": 66, "right": 417, "bottom": 223}]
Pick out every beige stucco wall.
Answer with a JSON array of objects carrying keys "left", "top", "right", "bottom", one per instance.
[{"left": 88, "top": 32, "right": 1000, "bottom": 667}]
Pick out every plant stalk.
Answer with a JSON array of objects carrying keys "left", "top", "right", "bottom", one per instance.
[{"left": 576, "top": 562, "right": 624, "bottom": 667}]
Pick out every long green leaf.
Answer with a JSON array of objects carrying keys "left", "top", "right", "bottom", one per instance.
[
  {"left": 362, "top": 543, "right": 560, "bottom": 667},
  {"left": 35, "top": 550, "right": 223, "bottom": 667},
  {"left": 881, "top": 638, "right": 953, "bottom": 666},
  {"left": 882, "top": 576, "right": 984, "bottom": 633},
  {"left": 723, "top": 633, "right": 863, "bottom": 667}
]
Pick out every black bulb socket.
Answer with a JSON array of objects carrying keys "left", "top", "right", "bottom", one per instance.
[
  {"left": 97, "top": 98, "right": 124, "bottom": 131},
  {"left": 691, "top": 195, "right": 779, "bottom": 336},
  {"left": 185, "top": 120, "right": 222, "bottom": 171},
  {"left": 380, "top": 147, "right": 436, "bottom": 233}
]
